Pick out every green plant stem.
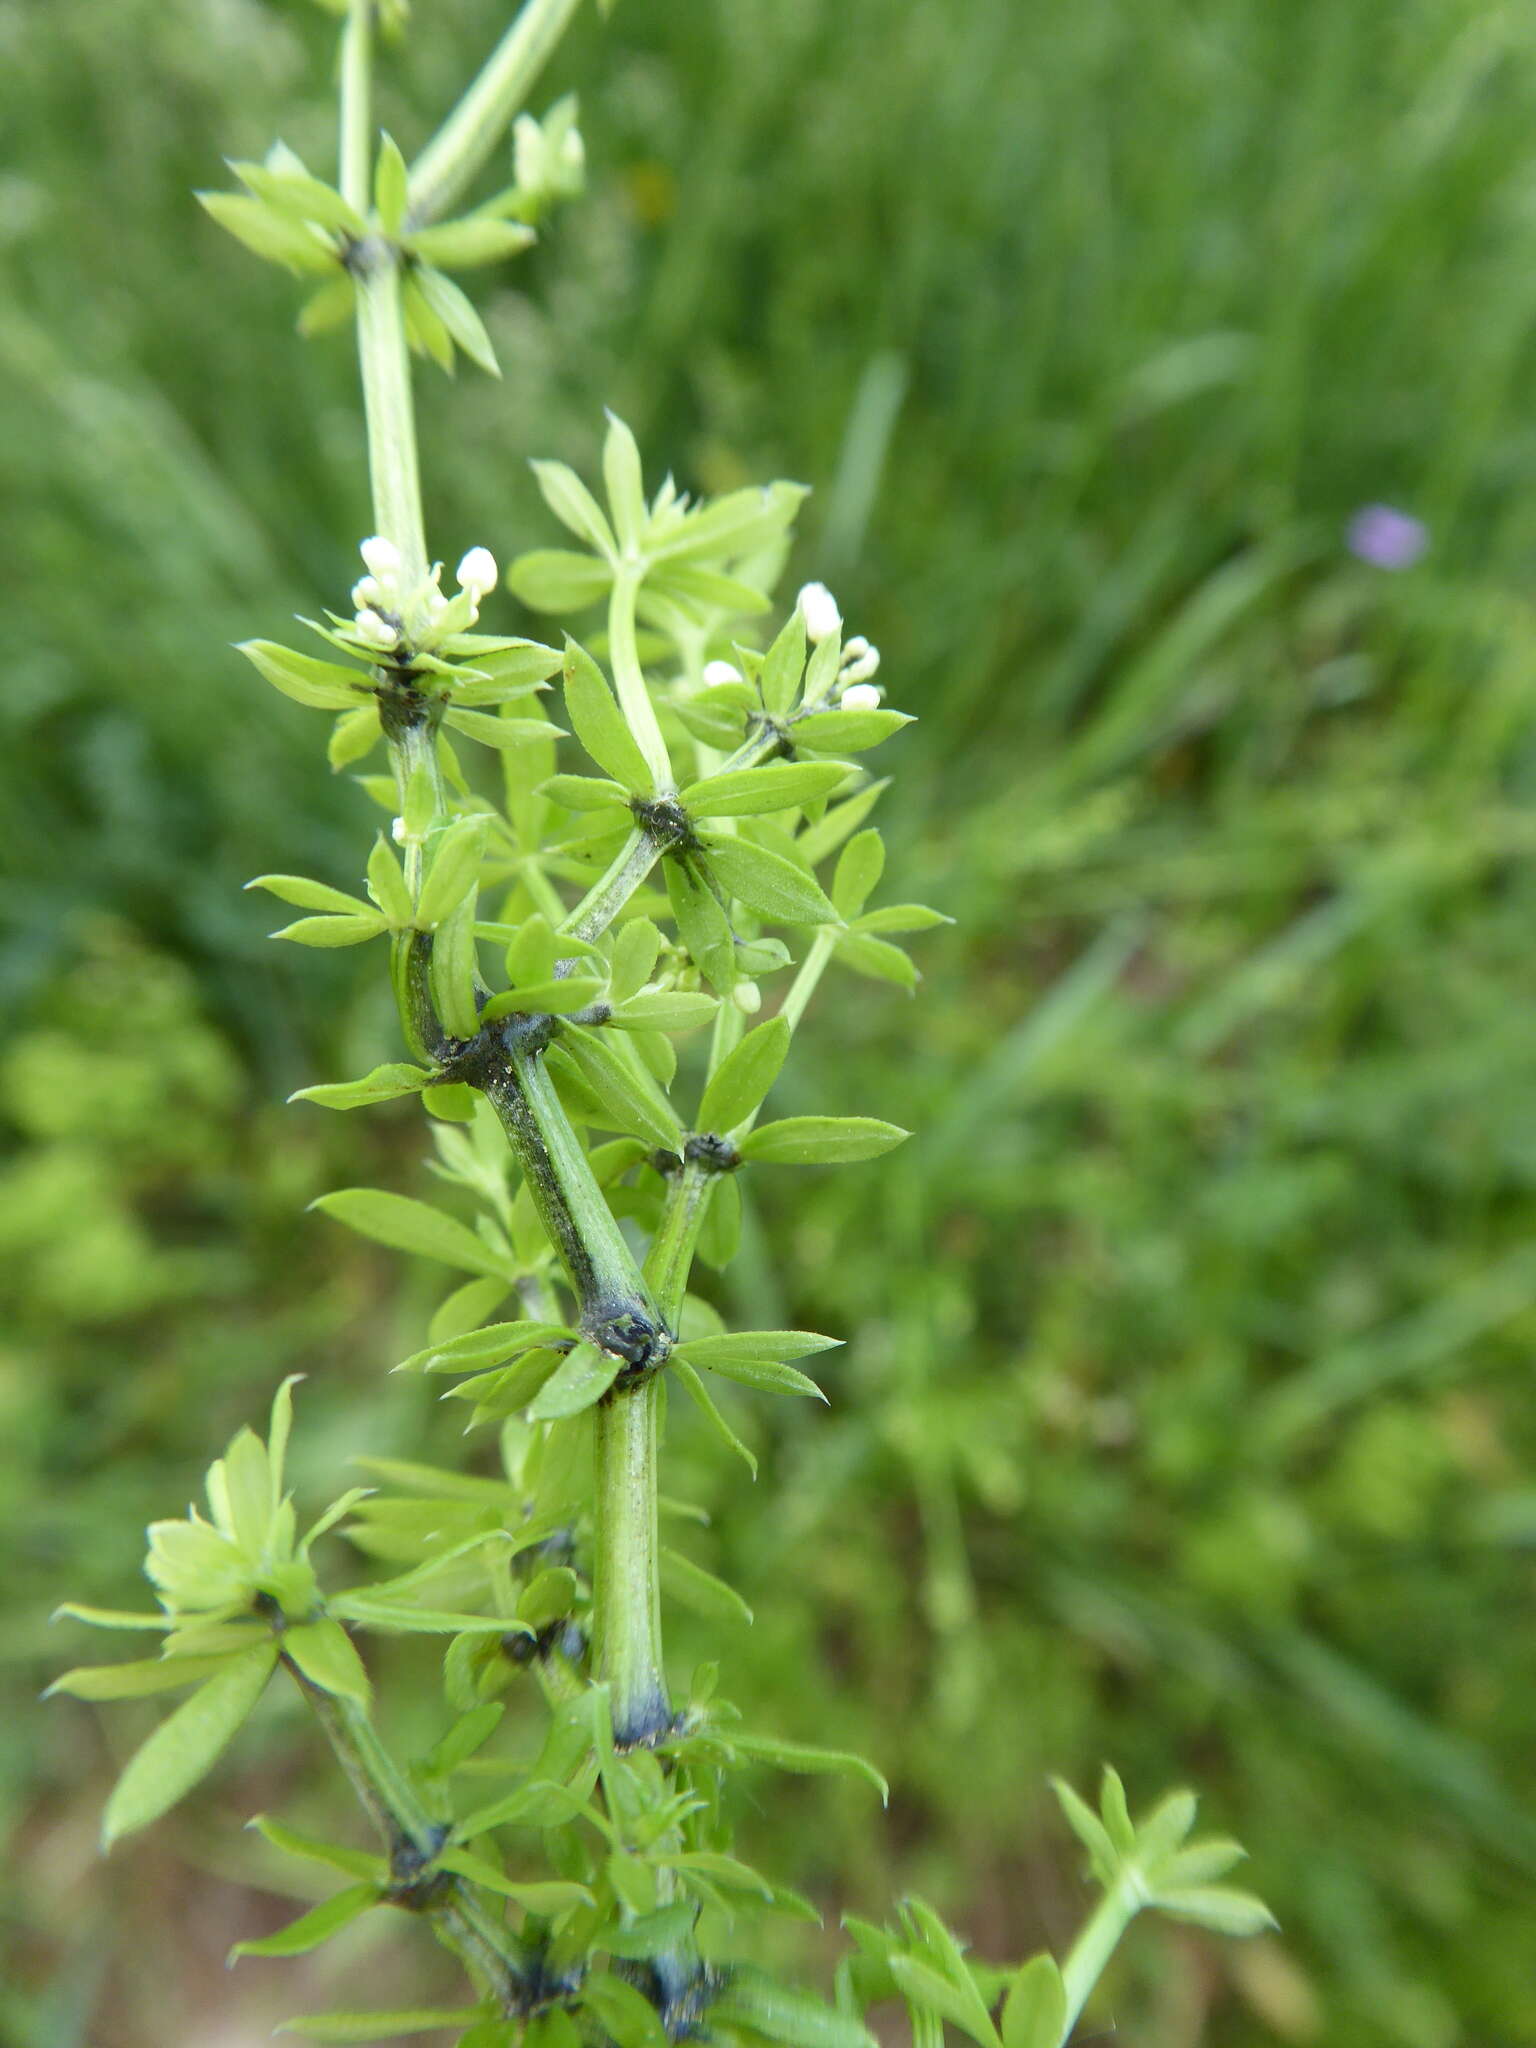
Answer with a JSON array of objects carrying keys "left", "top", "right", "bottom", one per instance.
[
  {"left": 291, "top": 1665, "right": 531, "bottom": 2006},
  {"left": 1056, "top": 1874, "right": 1142, "bottom": 2046},
  {"left": 355, "top": 251, "right": 430, "bottom": 595},
  {"left": 645, "top": 1157, "right": 713, "bottom": 1321},
  {"left": 562, "top": 825, "right": 662, "bottom": 944},
  {"left": 407, "top": 0, "right": 585, "bottom": 226},
  {"left": 591, "top": 1378, "right": 669, "bottom": 1747},
  {"left": 609, "top": 566, "right": 674, "bottom": 791},
  {"left": 338, "top": 0, "right": 373, "bottom": 217},
  {"left": 778, "top": 927, "right": 836, "bottom": 1038}
]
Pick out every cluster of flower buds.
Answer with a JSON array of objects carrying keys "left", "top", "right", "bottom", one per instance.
[
  {"left": 513, "top": 95, "right": 586, "bottom": 212},
  {"left": 348, "top": 536, "right": 499, "bottom": 655},
  {"left": 795, "top": 581, "right": 883, "bottom": 709}
]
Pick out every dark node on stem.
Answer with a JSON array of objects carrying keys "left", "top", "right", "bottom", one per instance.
[
  {"left": 591, "top": 1300, "right": 670, "bottom": 1374},
  {"left": 376, "top": 666, "right": 445, "bottom": 739},
  {"left": 503, "top": 1618, "right": 589, "bottom": 1668},
  {"left": 648, "top": 1146, "right": 685, "bottom": 1177},
  {"left": 610, "top": 1682, "right": 679, "bottom": 1755},
  {"left": 617, "top": 1950, "right": 716, "bottom": 2039},
  {"left": 252, "top": 1590, "right": 285, "bottom": 1628},
  {"left": 683, "top": 1132, "right": 740, "bottom": 1174},
  {"left": 386, "top": 1823, "right": 454, "bottom": 1911},
  {"left": 632, "top": 795, "right": 698, "bottom": 851}
]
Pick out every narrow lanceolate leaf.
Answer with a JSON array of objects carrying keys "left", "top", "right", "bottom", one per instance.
[
  {"left": 532, "top": 459, "right": 617, "bottom": 558},
  {"left": 670, "top": 1357, "right": 757, "bottom": 1479},
  {"left": 230, "top": 1883, "right": 378, "bottom": 1961},
  {"left": 538, "top": 772, "right": 629, "bottom": 813},
  {"left": 480, "top": 974, "right": 604, "bottom": 1023},
  {"left": 271, "top": 913, "right": 388, "bottom": 947},
  {"left": 1151, "top": 1887, "right": 1277, "bottom": 1936},
  {"left": 602, "top": 413, "right": 647, "bottom": 553},
  {"left": 790, "top": 707, "right": 914, "bottom": 753},
  {"left": 398, "top": 1320, "right": 575, "bottom": 1376},
  {"left": 760, "top": 610, "right": 808, "bottom": 717},
  {"left": 366, "top": 835, "right": 412, "bottom": 923},
  {"left": 434, "top": 1848, "right": 592, "bottom": 1913},
  {"left": 230, "top": 162, "right": 365, "bottom": 236},
  {"left": 832, "top": 829, "right": 884, "bottom": 919},
  {"left": 738, "top": 1117, "right": 910, "bottom": 1166},
  {"left": 442, "top": 708, "right": 564, "bottom": 751},
  {"left": 605, "top": 991, "right": 718, "bottom": 1033},
  {"left": 414, "top": 265, "right": 500, "bottom": 376},
  {"left": 48, "top": 1653, "right": 237, "bottom": 1701},
  {"left": 416, "top": 815, "right": 489, "bottom": 929},
  {"left": 666, "top": 860, "right": 737, "bottom": 995},
  {"left": 428, "top": 892, "right": 482, "bottom": 1040},
  {"left": 681, "top": 763, "right": 850, "bottom": 818},
  {"left": 674, "top": 1330, "right": 841, "bottom": 1366},
  {"left": 246, "top": 874, "right": 374, "bottom": 915},
  {"left": 102, "top": 1640, "right": 278, "bottom": 1847},
  {"left": 1050, "top": 1777, "right": 1119, "bottom": 1886},
  {"left": 698, "top": 1016, "right": 790, "bottom": 1134},
  {"left": 310, "top": 1191, "right": 510, "bottom": 1278},
  {"left": 198, "top": 192, "right": 338, "bottom": 274},
  {"left": 508, "top": 549, "right": 615, "bottom": 613},
  {"left": 526, "top": 1341, "right": 622, "bottom": 1421},
  {"left": 725, "top": 1730, "right": 888, "bottom": 1802},
  {"left": 835, "top": 931, "right": 918, "bottom": 990},
  {"left": 853, "top": 903, "right": 951, "bottom": 935},
  {"left": 1000, "top": 1956, "right": 1068, "bottom": 2048},
  {"left": 672, "top": 1349, "right": 827, "bottom": 1401},
  {"left": 278, "top": 2012, "right": 489, "bottom": 2042},
  {"left": 249, "top": 1815, "right": 386, "bottom": 1882},
  {"left": 563, "top": 640, "right": 654, "bottom": 793},
  {"left": 888, "top": 1958, "right": 1000, "bottom": 2048},
  {"left": 290, "top": 1064, "right": 432, "bottom": 1111},
  {"left": 708, "top": 1976, "right": 876, "bottom": 2048},
  {"left": 282, "top": 1620, "right": 371, "bottom": 1704},
  {"left": 238, "top": 641, "right": 367, "bottom": 709},
  {"left": 406, "top": 217, "right": 536, "bottom": 268},
  {"left": 558, "top": 1029, "right": 684, "bottom": 1151},
  {"left": 52, "top": 1604, "right": 167, "bottom": 1631},
  {"left": 700, "top": 834, "right": 837, "bottom": 926},
  {"left": 661, "top": 1548, "right": 753, "bottom": 1627},
  {"left": 373, "top": 133, "right": 409, "bottom": 233}
]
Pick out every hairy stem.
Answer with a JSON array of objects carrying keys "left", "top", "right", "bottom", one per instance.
[
  {"left": 561, "top": 825, "right": 663, "bottom": 945},
  {"left": 408, "top": 0, "right": 586, "bottom": 226}
]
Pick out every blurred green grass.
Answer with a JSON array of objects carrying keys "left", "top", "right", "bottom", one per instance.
[{"left": 7, "top": 0, "right": 1536, "bottom": 2041}]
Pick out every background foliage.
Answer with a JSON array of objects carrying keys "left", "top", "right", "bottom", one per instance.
[{"left": 7, "top": 0, "right": 1536, "bottom": 2041}]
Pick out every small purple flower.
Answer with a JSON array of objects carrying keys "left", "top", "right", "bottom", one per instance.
[{"left": 1346, "top": 504, "right": 1428, "bottom": 571}]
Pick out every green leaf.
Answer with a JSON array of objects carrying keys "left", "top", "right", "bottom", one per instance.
[
  {"left": 480, "top": 975, "right": 604, "bottom": 1023},
  {"left": 579, "top": 1975, "right": 670, "bottom": 2048},
  {"left": 889, "top": 1958, "right": 1000, "bottom": 2048},
  {"left": 1000, "top": 1957, "right": 1066, "bottom": 2048},
  {"left": 1134, "top": 1787, "right": 1199, "bottom": 1866},
  {"left": 250, "top": 1814, "right": 385, "bottom": 1881},
  {"left": 311, "top": 1191, "right": 510, "bottom": 1279},
  {"left": 1154, "top": 1838, "right": 1248, "bottom": 1888},
  {"left": 682, "top": 763, "right": 850, "bottom": 818},
  {"left": 738, "top": 1117, "right": 910, "bottom": 1166},
  {"left": 853, "top": 903, "right": 950, "bottom": 935},
  {"left": 725, "top": 1730, "right": 887, "bottom": 1801},
  {"left": 301, "top": 275, "right": 359, "bottom": 338},
  {"left": 429, "top": 892, "right": 482, "bottom": 1040},
  {"left": 48, "top": 1653, "right": 237, "bottom": 1700},
  {"left": 374, "top": 133, "right": 409, "bottom": 233},
  {"left": 443, "top": 709, "right": 564, "bottom": 751},
  {"left": 647, "top": 562, "right": 772, "bottom": 617},
  {"left": 602, "top": 413, "right": 647, "bottom": 552},
  {"left": 698, "top": 1015, "right": 790, "bottom": 1133},
  {"left": 331, "top": 1600, "right": 512, "bottom": 1637},
  {"left": 103, "top": 1641, "right": 278, "bottom": 1847},
  {"left": 508, "top": 549, "right": 615, "bottom": 613},
  {"left": 526, "top": 1341, "right": 622, "bottom": 1421},
  {"left": 673, "top": 1330, "right": 840, "bottom": 1365},
  {"left": 563, "top": 640, "right": 654, "bottom": 793},
  {"left": 606, "top": 990, "right": 717, "bottom": 1033},
  {"left": 239, "top": 640, "right": 366, "bottom": 709},
  {"left": 599, "top": 1901, "right": 700, "bottom": 1961},
  {"left": 291, "top": 1064, "right": 432, "bottom": 1111},
  {"left": 517, "top": 1566, "right": 579, "bottom": 1628},
  {"left": 557, "top": 1029, "right": 683, "bottom": 1150},
  {"left": 661, "top": 1548, "right": 752, "bottom": 1627},
  {"left": 832, "top": 829, "right": 884, "bottom": 919},
  {"left": 700, "top": 835, "right": 836, "bottom": 926},
  {"left": 1099, "top": 1765, "right": 1136, "bottom": 1855},
  {"left": 365, "top": 835, "right": 412, "bottom": 922},
  {"left": 672, "top": 1348, "right": 826, "bottom": 1400},
  {"left": 283, "top": 1619, "right": 371, "bottom": 1703},
  {"left": 53, "top": 1604, "right": 167, "bottom": 1631},
  {"left": 246, "top": 873, "right": 374, "bottom": 915},
  {"left": 1051, "top": 1777, "right": 1119, "bottom": 1886},
  {"left": 791, "top": 707, "right": 914, "bottom": 753},
  {"left": 423, "top": 1703, "right": 506, "bottom": 1778},
  {"left": 1151, "top": 1887, "right": 1278, "bottom": 1936},
  {"left": 709, "top": 1976, "right": 875, "bottom": 2048},
  {"left": 436, "top": 1848, "right": 592, "bottom": 1913},
  {"left": 760, "top": 609, "right": 808, "bottom": 717},
  {"left": 665, "top": 859, "right": 737, "bottom": 994},
  {"left": 539, "top": 773, "right": 629, "bottom": 812},
  {"left": 695, "top": 1170, "right": 742, "bottom": 1270},
  {"left": 407, "top": 218, "right": 536, "bottom": 268},
  {"left": 647, "top": 480, "right": 808, "bottom": 566},
  {"left": 271, "top": 913, "right": 388, "bottom": 948},
  {"left": 834, "top": 931, "right": 918, "bottom": 990},
  {"left": 198, "top": 191, "right": 338, "bottom": 274},
  {"left": 414, "top": 265, "right": 500, "bottom": 376},
  {"left": 279, "top": 2012, "right": 488, "bottom": 2042},
  {"left": 401, "top": 1321, "right": 575, "bottom": 1375},
  {"left": 232, "top": 162, "right": 365, "bottom": 235},
  {"left": 531, "top": 460, "right": 617, "bottom": 558},
  {"left": 670, "top": 1357, "right": 757, "bottom": 1479},
  {"left": 454, "top": 1778, "right": 591, "bottom": 1840},
  {"left": 417, "top": 815, "right": 489, "bottom": 929},
  {"left": 231, "top": 1882, "right": 378, "bottom": 1961},
  {"left": 674, "top": 688, "right": 750, "bottom": 749}
]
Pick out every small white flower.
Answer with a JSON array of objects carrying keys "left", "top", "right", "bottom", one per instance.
[
  {"left": 354, "top": 608, "right": 397, "bottom": 650},
  {"left": 703, "top": 658, "right": 743, "bottom": 687},
  {"left": 841, "top": 682, "right": 883, "bottom": 713},
  {"left": 840, "top": 644, "right": 881, "bottom": 686},
  {"left": 796, "top": 581, "right": 842, "bottom": 644},
  {"left": 456, "top": 547, "right": 499, "bottom": 602},
  {"left": 351, "top": 576, "right": 384, "bottom": 610},
  {"left": 390, "top": 815, "right": 407, "bottom": 844},
  {"left": 732, "top": 980, "right": 763, "bottom": 1015},
  {"left": 359, "top": 536, "right": 401, "bottom": 582}
]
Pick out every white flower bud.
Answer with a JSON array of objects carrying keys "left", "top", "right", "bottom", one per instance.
[
  {"left": 359, "top": 536, "right": 400, "bottom": 581},
  {"left": 840, "top": 683, "right": 883, "bottom": 713},
  {"left": 456, "top": 546, "right": 499, "bottom": 601},
  {"left": 390, "top": 815, "right": 407, "bottom": 844},
  {"left": 354, "top": 608, "right": 397, "bottom": 649},
  {"left": 351, "top": 576, "right": 384, "bottom": 610},
  {"left": 840, "top": 644, "right": 881, "bottom": 685},
  {"left": 703, "top": 659, "right": 743, "bottom": 687},
  {"left": 731, "top": 980, "right": 763, "bottom": 1015},
  {"left": 796, "top": 581, "right": 842, "bottom": 644}
]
